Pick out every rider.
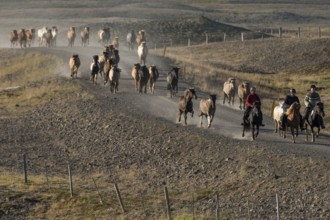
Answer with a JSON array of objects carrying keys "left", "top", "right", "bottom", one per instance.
[
  {"left": 302, "top": 84, "right": 325, "bottom": 129},
  {"left": 242, "top": 87, "right": 265, "bottom": 126},
  {"left": 281, "top": 88, "right": 304, "bottom": 131}
]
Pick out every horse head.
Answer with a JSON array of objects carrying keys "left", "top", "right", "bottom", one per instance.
[
  {"left": 185, "top": 88, "right": 197, "bottom": 100},
  {"left": 315, "top": 102, "right": 325, "bottom": 117}
]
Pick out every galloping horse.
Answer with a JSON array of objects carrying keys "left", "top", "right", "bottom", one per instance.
[
  {"left": 242, "top": 101, "right": 262, "bottom": 140},
  {"left": 167, "top": 67, "right": 180, "bottom": 98},
  {"left": 273, "top": 101, "right": 286, "bottom": 136},
  {"left": 283, "top": 102, "right": 300, "bottom": 143},
  {"left": 305, "top": 102, "right": 325, "bottom": 142},
  {"left": 178, "top": 88, "right": 197, "bottom": 125},
  {"left": 148, "top": 65, "right": 159, "bottom": 94},
  {"left": 109, "top": 65, "right": 120, "bottom": 94}
]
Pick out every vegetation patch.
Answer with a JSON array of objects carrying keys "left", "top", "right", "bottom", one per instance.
[{"left": 0, "top": 49, "right": 89, "bottom": 117}]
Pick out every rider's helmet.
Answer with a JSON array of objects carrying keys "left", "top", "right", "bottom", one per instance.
[
  {"left": 250, "top": 87, "right": 256, "bottom": 92},
  {"left": 290, "top": 88, "right": 296, "bottom": 94},
  {"left": 310, "top": 85, "right": 316, "bottom": 89}
]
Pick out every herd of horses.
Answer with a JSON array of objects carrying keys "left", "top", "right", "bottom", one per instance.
[{"left": 68, "top": 49, "right": 325, "bottom": 143}]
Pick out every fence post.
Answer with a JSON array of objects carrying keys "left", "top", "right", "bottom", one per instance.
[
  {"left": 223, "top": 33, "right": 226, "bottom": 42},
  {"left": 216, "top": 194, "right": 220, "bottom": 220},
  {"left": 170, "top": 39, "right": 173, "bottom": 47},
  {"left": 163, "top": 46, "right": 167, "bottom": 57},
  {"left": 241, "top": 32, "right": 244, "bottom": 42},
  {"left": 68, "top": 164, "right": 73, "bottom": 197},
  {"left": 319, "top": 27, "right": 321, "bottom": 38},
  {"left": 279, "top": 27, "right": 282, "bottom": 38},
  {"left": 23, "top": 154, "right": 28, "bottom": 184},
  {"left": 276, "top": 193, "right": 280, "bottom": 220},
  {"left": 114, "top": 183, "right": 126, "bottom": 213},
  {"left": 92, "top": 177, "right": 104, "bottom": 204},
  {"left": 164, "top": 186, "right": 171, "bottom": 220},
  {"left": 205, "top": 33, "right": 209, "bottom": 45},
  {"left": 247, "top": 198, "right": 251, "bottom": 220},
  {"left": 188, "top": 38, "right": 190, "bottom": 47}
]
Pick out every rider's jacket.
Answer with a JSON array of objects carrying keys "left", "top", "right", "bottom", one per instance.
[
  {"left": 304, "top": 92, "right": 321, "bottom": 107},
  {"left": 246, "top": 93, "right": 260, "bottom": 108},
  {"left": 284, "top": 95, "right": 300, "bottom": 107}
]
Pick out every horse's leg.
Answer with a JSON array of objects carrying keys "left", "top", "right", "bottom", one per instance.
[
  {"left": 256, "top": 125, "right": 259, "bottom": 137},
  {"left": 311, "top": 126, "right": 315, "bottom": 143},
  {"left": 242, "top": 123, "right": 246, "bottom": 137},
  {"left": 223, "top": 93, "right": 226, "bottom": 104},
  {"left": 184, "top": 112, "right": 188, "bottom": 125},
  {"left": 291, "top": 127, "right": 295, "bottom": 143},
  {"left": 316, "top": 127, "right": 320, "bottom": 138},
  {"left": 232, "top": 95, "right": 235, "bottom": 105},
  {"left": 178, "top": 111, "right": 182, "bottom": 123},
  {"left": 200, "top": 115, "right": 203, "bottom": 127},
  {"left": 239, "top": 99, "right": 242, "bottom": 110},
  {"left": 274, "top": 121, "right": 278, "bottom": 133},
  {"left": 207, "top": 115, "right": 211, "bottom": 128},
  {"left": 251, "top": 124, "right": 255, "bottom": 140},
  {"left": 305, "top": 124, "right": 309, "bottom": 142}
]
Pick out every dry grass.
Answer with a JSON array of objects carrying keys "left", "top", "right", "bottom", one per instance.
[{"left": 0, "top": 49, "right": 91, "bottom": 117}]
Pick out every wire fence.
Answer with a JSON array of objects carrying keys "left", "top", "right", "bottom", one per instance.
[{"left": 1, "top": 153, "right": 328, "bottom": 219}]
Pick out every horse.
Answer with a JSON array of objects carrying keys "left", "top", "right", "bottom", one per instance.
[
  {"left": 103, "top": 57, "right": 115, "bottom": 85},
  {"left": 199, "top": 94, "right": 217, "bottom": 128},
  {"left": 148, "top": 65, "right": 159, "bottom": 94},
  {"left": 242, "top": 101, "right": 262, "bottom": 140},
  {"left": 167, "top": 67, "right": 179, "bottom": 98},
  {"left": 69, "top": 54, "right": 80, "bottom": 79},
  {"left": 126, "top": 30, "right": 136, "bottom": 51},
  {"left": 131, "top": 63, "right": 141, "bottom": 91},
  {"left": 178, "top": 88, "right": 198, "bottom": 125},
  {"left": 305, "top": 102, "right": 325, "bottom": 142},
  {"left": 283, "top": 102, "right": 300, "bottom": 143},
  {"left": 273, "top": 101, "right": 286, "bottom": 136},
  {"left": 90, "top": 56, "right": 100, "bottom": 85},
  {"left": 223, "top": 78, "right": 236, "bottom": 105},
  {"left": 109, "top": 65, "right": 120, "bottom": 94},
  {"left": 238, "top": 81, "right": 250, "bottom": 110},
  {"left": 138, "top": 65, "right": 149, "bottom": 94}
]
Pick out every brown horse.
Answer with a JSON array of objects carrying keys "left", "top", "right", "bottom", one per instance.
[
  {"left": 148, "top": 65, "right": 159, "bottom": 94},
  {"left": 199, "top": 94, "right": 217, "bottom": 128},
  {"left": 178, "top": 88, "right": 198, "bottom": 125},
  {"left": 283, "top": 102, "right": 300, "bottom": 143}
]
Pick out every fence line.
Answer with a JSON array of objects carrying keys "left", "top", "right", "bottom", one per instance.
[
  {"left": 1, "top": 154, "right": 326, "bottom": 219},
  {"left": 151, "top": 26, "right": 330, "bottom": 49}
]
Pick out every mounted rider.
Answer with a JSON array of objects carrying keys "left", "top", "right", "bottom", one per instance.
[
  {"left": 281, "top": 88, "right": 304, "bottom": 131},
  {"left": 242, "top": 87, "right": 265, "bottom": 126},
  {"left": 302, "top": 84, "right": 325, "bottom": 129}
]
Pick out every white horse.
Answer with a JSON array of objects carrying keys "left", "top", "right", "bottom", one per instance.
[{"left": 273, "top": 101, "right": 287, "bottom": 136}]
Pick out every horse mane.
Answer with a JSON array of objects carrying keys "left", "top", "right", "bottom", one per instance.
[{"left": 286, "top": 104, "right": 294, "bottom": 116}]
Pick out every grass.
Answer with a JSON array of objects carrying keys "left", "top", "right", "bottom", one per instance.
[{"left": 0, "top": 49, "right": 92, "bottom": 117}]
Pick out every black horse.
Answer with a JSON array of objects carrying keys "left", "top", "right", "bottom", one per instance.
[
  {"left": 242, "top": 101, "right": 262, "bottom": 140},
  {"left": 305, "top": 102, "right": 325, "bottom": 142},
  {"left": 167, "top": 67, "right": 180, "bottom": 98}
]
